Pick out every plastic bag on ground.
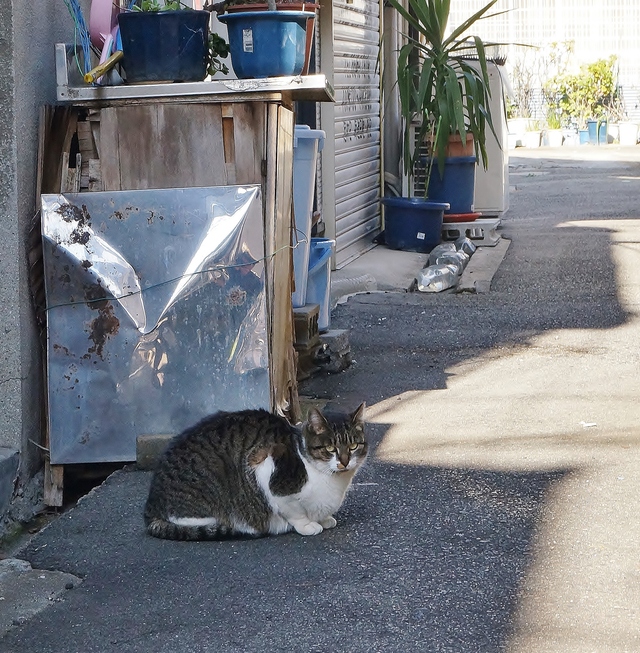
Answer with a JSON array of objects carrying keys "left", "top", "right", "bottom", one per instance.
[
  {"left": 427, "top": 243, "right": 457, "bottom": 266},
  {"left": 455, "top": 236, "right": 477, "bottom": 256},
  {"left": 416, "top": 264, "right": 459, "bottom": 293},
  {"left": 431, "top": 250, "right": 470, "bottom": 275}
]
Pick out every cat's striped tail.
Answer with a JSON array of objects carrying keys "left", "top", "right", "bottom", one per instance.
[{"left": 145, "top": 517, "right": 239, "bottom": 541}]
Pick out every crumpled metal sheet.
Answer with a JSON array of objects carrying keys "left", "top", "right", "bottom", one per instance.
[{"left": 41, "top": 186, "right": 270, "bottom": 464}]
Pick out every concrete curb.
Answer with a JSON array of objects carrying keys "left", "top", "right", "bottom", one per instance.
[
  {"left": 330, "top": 239, "right": 510, "bottom": 303},
  {"left": 458, "top": 238, "right": 511, "bottom": 293},
  {"left": 0, "top": 558, "right": 81, "bottom": 638}
]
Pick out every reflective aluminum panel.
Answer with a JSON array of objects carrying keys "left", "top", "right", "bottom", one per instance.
[{"left": 41, "top": 186, "right": 269, "bottom": 464}]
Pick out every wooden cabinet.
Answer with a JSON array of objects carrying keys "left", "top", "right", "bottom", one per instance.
[{"left": 38, "top": 74, "right": 333, "bottom": 502}]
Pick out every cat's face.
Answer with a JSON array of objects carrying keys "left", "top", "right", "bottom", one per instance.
[{"left": 303, "top": 403, "right": 368, "bottom": 473}]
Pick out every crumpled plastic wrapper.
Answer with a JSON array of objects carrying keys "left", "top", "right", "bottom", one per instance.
[{"left": 416, "top": 263, "right": 460, "bottom": 293}]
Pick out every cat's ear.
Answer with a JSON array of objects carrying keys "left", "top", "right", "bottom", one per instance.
[
  {"left": 351, "top": 402, "right": 366, "bottom": 431},
  {"left": 307, "top": 408, "right": 331, "bottom": 436}
]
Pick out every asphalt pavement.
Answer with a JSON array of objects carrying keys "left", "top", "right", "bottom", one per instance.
[{"left": 2, "top": 146, "right": 640, "bottom": 652}]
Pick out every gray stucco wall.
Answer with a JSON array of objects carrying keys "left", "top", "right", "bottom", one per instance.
[
  {"left": 1, "top": 0, "right": 79, "bottom": 508},
  {"left": 0, "top": 3, "right": 20, "bottom": 456}
]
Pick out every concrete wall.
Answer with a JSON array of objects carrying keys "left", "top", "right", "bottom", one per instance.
[{"left": 0, "top": 0, "right": 78, "bottom": 520}]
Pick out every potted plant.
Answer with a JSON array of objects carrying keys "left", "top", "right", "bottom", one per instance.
[
  {"left": 548, "top": 57, "right": 618, "bottom": 145},
  {"left": 207, "top": 0, "right": 315, "bottom": 78},
  {"left": 543, "top": 109, "right": 564, "bottom": 147},
  {"left": 118, "top": 0, "right": 230, "bottom": 83},
  {"left": 381, "top": 0, "right": 501, "bottom": 251}
]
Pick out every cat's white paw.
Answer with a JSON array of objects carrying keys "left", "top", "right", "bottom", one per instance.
[
  {"left": 293, "top": 521, "right": 323, "bottom": 536},
  {"left": 320, "top": 515, "right": 337, "bottom": 529}
]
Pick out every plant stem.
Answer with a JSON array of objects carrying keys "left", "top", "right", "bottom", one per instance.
[{"left": 424, "top": 116, "right": 441, "bottom": 200}]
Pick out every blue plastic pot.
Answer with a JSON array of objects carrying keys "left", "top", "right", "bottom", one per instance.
[
  {"left": 599, "top": 121, "right": 608, "bottom": 144},
  {"left": 118, "top": 10, "right": 210, "bottom": 83},
  {"left": 426, "top": 156, "right": 476, "bottom": 214},
  {"left": 381, "top": 197, "right": 449, "bottom": 253},
  {"left": 218, "top": 11, "right": 314, "bottom": 79}
]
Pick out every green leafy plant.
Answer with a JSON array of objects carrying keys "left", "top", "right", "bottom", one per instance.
[
  {"left": 208, "top": 32, "right": 229, "bottom": 76},
  {"left": 386, "top": 0, "right": 505, "bottom": 182},
  {"left": 133, "top": 0, "right": 183, "bottom": 10},
  {"left": 546, "top": 56, "right": 618, "bottom": 128},
  {"left": 546, "top": 108, "right": 562, "bottom": 130}
]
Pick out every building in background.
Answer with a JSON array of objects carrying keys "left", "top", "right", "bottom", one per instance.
[{"left": 447, "top": 0, "right": 640, "bottom": 120}]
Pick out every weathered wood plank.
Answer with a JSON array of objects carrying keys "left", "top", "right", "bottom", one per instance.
[
  {"left": 35, "top": 106, "right": 50, "bottom": 208},
  {"left": 107, "top": 104, "right": 229, "bottom": 189},
  {"left": 44, "top": 462, "right": 64, "bottom": 507},
  {"left": 99, "top": 107, "right": 121, "bottom": 190},
  {"left": 157, "top": 103, "right": 227, "bottom": 187},
  {"left": 106, "top": 105, "right": 156, "bottom": 190},
  {"left": 263, "top": 103, "right": 298, "bottom": 418},
  {"left": 273, "top": 105, "right": 299, "bottom": 420},
  {"left": 231, "top": 103, "right": 265, "bottom": 185},
  {"left": 37, "top": 106, "right": 78, "bottom": 198},
  {"left": 88, "top": 158, "right": 102, "bottom": 191}
]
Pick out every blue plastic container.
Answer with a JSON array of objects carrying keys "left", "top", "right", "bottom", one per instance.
[
  {"left": 426, "top": 156, "right": 476, "bottom": 214},
  {"left": 381, "top": 197, "right": 449, "bottom": 253},
  {"left": 118, "top": 10, "right": 210, "bottom": 83},
  {"left": 306, "top": 238, "right": 334, "bottom": 332},
  {"left": 599, "top": 121, "right": 608, "bottom": 144},
  {"left": 579, "top": 129, "right": 590, "bottom": 145},
  {"left": 218, "top": 11, "right": 314, "bottom": 78},
  {"left": 292, "top": 126, "right": 325, "bottom": 308}
]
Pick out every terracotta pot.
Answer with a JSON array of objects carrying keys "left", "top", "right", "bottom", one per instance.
[
  {"left": 444, "top": 133, "right": 475, "bottom": 157},
  {"left": 223, "top": 2, "right": 318, "bottom": 74},
  {"left": 426, "top": 132, "right": 475, "bottom": 158}
]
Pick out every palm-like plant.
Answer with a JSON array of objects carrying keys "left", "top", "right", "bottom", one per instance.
[{"left": 387, "top": 0, "right": 502, "bottom": 181}]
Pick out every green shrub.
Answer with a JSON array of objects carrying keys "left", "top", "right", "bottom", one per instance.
[{"left": 545, "top": 56, "right": 618, "bottom": 128}]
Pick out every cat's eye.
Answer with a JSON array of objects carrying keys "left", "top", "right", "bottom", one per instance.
[
  {"left": 325, "top": 445, "right": 337, "bottom": 453},
  {"left": 348, "top": 443, "right": 360, "bottom": 451}
]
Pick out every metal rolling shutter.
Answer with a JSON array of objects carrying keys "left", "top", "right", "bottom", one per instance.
[{"left": 331, "top": 0, "right": 382, "bottom": 267}]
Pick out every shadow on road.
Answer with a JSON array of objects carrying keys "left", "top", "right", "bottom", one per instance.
[{"left": 8, "top": 429, "right": 568, "bottom": 653}]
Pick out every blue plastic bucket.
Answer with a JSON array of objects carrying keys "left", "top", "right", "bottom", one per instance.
[
  {"left": 426, "top": 156, "right": 477, "bottom": 214},
  {"left": 306, "top": 238, "right": 334, "bottom": 332},
  {"left": 381, "top": 197, "right": 449, "bottom": 253},
  {"left": 218, "top": 11, "right": 314, "bottom": 78},
  {"left": 292, "top": 126, "right": 325, "bottom": 308}
]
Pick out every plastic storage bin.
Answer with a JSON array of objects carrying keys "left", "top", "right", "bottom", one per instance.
[
  {"left": 306, "top": 238, "right": 334, "bottom": 332},
  {"left": 291, "top": 125, "right": 325, "bottom": 308}
]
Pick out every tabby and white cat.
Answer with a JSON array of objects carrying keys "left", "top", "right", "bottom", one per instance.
[{"left": 144, "top": 404, "right": 367, "bottom": 540}]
